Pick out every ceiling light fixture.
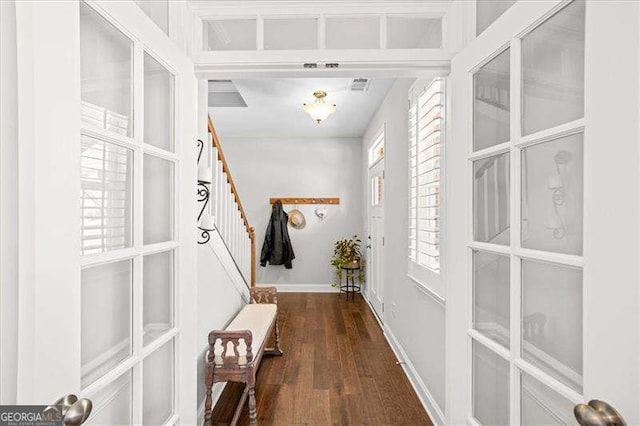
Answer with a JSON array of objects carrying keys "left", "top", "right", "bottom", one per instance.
[{"left": 303, "top": 91, "right": 336, "bottom": 124}]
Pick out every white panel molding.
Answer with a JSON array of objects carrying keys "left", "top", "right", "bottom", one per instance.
[
  {"left": 193, "top": 50, "right": 452, "bottom": 79},
  {"left": 259, "top": 283, "right": 340, "bottom": 293},
  {"left": 189, "top": 1, "right": 452, "bottom": 16},
  {"left": 382, "top": 323, "right": 446, "bottom": 426}
]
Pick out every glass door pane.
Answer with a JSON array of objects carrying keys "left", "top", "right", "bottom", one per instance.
[
  {"left": 143, "top": 340, "right": 175, "bottom": 425},
  {"left": 81, "top": 259, "right": 133, "bottom": 387},
  {"left": 473, "top": 251, "right": 510, "bottom": 348},
  {"left": 80, "top": 2, "right": 133, "bottom": 136},
  {"left": 143, "top": 154, "right": 175, "bottom": 245},
  {"left": 521, "top": 133, "right": 584, "bottom": 255},
  {"left": 473, "top": 152, "right": 510, "bottom": 245},
  {"left": 86, "top": 371, "right": 133, "bottom": 425},
  {"left": 522, "top": 0, "right": 585, "bottom": 135},
  {"left": 144, "top": 52, "right": 174, "bottom": 152},
  {"left": 521, "top": 372, "right": 575, "bottom": 425},
  {"left": 143, "top": 250, "right": 174, "bottom": 346},
  {"left": 522, "top": 259, "right": 583, "bottom": 393},
  {"left": 473, "top": 49, "right": 510, "bottom": 151},
  {"left": 473, "top": 341, "right": 510, "bottom": 425},
  {"left": 81, "top": 135, "right": 133, "bottom": 255}
]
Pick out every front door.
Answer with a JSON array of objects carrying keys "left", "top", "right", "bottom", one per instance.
[
  {"left": 367, "top": 132, "right": 385, "bottom": 320},
  {"left": 13, "top": 1, "right": 198, "bottom": 424},
  {"left": 447, "top": 1, "right": 640, "bottom": 424}
]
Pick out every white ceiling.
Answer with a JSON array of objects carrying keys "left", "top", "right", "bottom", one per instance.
[{"left": 209, "top": 78, "right": 394, "bottom": 139}]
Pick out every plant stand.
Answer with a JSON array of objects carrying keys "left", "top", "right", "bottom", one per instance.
[{"left": 339, "top": 265, "right": 361, "bottom": 300}]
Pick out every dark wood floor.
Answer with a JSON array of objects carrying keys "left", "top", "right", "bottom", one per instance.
[{"left": 209, "top": 293, "right": 433, "bottom": 425}]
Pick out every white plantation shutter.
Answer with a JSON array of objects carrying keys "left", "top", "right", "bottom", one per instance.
[{"left": 408, "top": 78, "right": 444, "bottom": 273}]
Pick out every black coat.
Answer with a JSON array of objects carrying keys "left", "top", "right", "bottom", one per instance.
[{"left": 260, "top": 200, "right": 295, "bottom": 269}]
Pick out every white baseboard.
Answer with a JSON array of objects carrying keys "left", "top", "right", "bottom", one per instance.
[
  {"left": 259, "top": 283, "right": 340, "bottom": 293},
  {"left": 381, "top": 323, "right": 446, "bottom": 426}
]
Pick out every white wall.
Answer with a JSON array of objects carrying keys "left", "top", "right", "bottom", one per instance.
[
  {"left": 362, "top": 79, "right": 446, "bottom": 423},
  {"left": 222, "top": 136, "right": 364, "bottom": 288},
  {"left": 196, "top": 242, "right": 246, "bottom": 412}
]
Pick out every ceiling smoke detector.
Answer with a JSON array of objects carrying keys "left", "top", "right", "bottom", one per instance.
[{"left": 349, "top": 78, "right": 371, "bottom": 92}]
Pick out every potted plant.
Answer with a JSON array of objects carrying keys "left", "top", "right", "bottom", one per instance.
[{"left": 330, "top": 235, "right": 365, "bottom": 286}]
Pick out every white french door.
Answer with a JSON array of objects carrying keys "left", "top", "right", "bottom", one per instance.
[
  {"left": 447, "top": 0, "right": 640, "bottom": 424},
  {"left": 367, "top": 131, "right": 385, "bottom": 320},
  {"left": 14, "top": 1, "right": 198, "bottom": 424}
]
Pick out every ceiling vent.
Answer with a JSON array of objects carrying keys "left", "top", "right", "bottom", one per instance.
[
  {"left": 349, "top": 78, "right": 371, "bottom": 92},
  {"left": 208, "top": 80, "right": 248, "bottom": 107}
]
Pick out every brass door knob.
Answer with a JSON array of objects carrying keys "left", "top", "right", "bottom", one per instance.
[{"left": 574, "top": 400, "right": 625, "bottom": 426}]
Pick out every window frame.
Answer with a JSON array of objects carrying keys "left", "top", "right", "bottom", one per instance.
[{"left": 408, "top": 77, "right": 447, "bottom": 299}]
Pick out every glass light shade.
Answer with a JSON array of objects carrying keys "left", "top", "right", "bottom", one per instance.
[{"left": 303, "top": 91, "right": 336, "bottom": 124}]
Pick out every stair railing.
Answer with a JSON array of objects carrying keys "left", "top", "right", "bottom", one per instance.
[{"left": 201, "top": 116, "right": 255, "bottom": 288}]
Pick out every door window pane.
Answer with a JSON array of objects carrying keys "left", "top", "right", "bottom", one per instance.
[
  {"left": 521, "top": 372, "right": 576, "bottom": 425},
  {"left": 473, "top": 251, "right": 510, "bottom": 348},
  {"left": 387, "top": 17, "right": 442, "bottom": 49},
  {"left": 474, "top": 49, "right": 510, "bottom": 151},
  {"left": 81, "top": 136, "right": 133, "bottom": 255},
  {"left": 80, "top": 2, "right": 132, "bottom": 136},
  {"left": 144, "top": 53, "right": 174, "bottom": 152},
  {"left": 143, "top": 250, "right": 174, "bottom": 346},
  {"left": 326, "top": 17, "right": 380, "bottom": 49},
  {"left": 522, "top": 0, "right": 585, "bottom": 135},
  {"left": 473, "top": 340, "right": 510, "bottom": 426},
  {"left": 522, "top": 259, "right": 583, "bottom": 393},
  {"left": 143, "top": 340, "right": 175, "bottom": 425},
  {"left": 264, "top": 18, "right": 318, "bottom": 50},
  {"left": 205, "top": 19, "right": 256, "bottom": 51},
  {"left": 86, "top": 371, "right": 132, "bottom": 425},
  {"left": 81, "top": 260, "right": 132, "bottom": 387},
  {"left": 473, "top": 152, "right": 510, "bottom": 245},
  {"left": 371, "top": 174, "right": 383, "bottom": 206},
  {"left": 522, "top": 133, "right": 583, "bottom": 255},
  {"left": 143, "top": 154, "right": 174, "bottom": 245}
]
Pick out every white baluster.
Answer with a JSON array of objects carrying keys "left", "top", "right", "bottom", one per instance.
[{"left": 211, "top": 148, "right": 218, "bottom": 220}]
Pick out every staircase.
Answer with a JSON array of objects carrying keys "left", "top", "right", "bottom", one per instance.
[{"left": 198, "top": 116, "right": 255, "bottom": 289}]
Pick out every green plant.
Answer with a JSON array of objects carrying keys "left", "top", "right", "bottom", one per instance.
[{"left": 330, "top": 235, "right": 366, "bottom": 286}]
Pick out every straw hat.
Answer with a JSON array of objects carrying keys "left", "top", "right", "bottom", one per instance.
[{"left": 288, "top": 209, "right": 306, "bottom": 229}]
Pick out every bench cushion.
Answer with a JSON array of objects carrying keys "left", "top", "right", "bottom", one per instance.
[{"left": 213, "top": 304, "right": 277, "bottom": 365}]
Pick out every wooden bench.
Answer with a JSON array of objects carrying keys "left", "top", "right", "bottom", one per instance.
[{"left": 204, "top": 287, "right": 283, "bottom": 425}]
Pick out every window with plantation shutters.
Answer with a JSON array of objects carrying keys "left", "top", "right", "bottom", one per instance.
[{"left": 408, "top": 78, "right": 444, "bottom": 273}]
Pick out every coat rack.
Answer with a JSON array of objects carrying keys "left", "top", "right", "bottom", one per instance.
[{"left": 270, "top": 197, "right": 340, "bottom": 205}]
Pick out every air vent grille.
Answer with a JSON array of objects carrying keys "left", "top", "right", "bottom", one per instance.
[{"left": 350, "top": 78, "right": 371, "bottom": 92}]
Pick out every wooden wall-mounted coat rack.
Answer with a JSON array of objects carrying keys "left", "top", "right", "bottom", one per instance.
[{"left": 269, "top": 197, "right": 340, "bottom": 205}]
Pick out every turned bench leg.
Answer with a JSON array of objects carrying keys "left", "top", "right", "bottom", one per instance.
[
  {"left": 248, "top": 383, "right": 258, "bottom": 426},
  {"left": 274, "top": 317, "right": 283, "bottom": 356}
]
